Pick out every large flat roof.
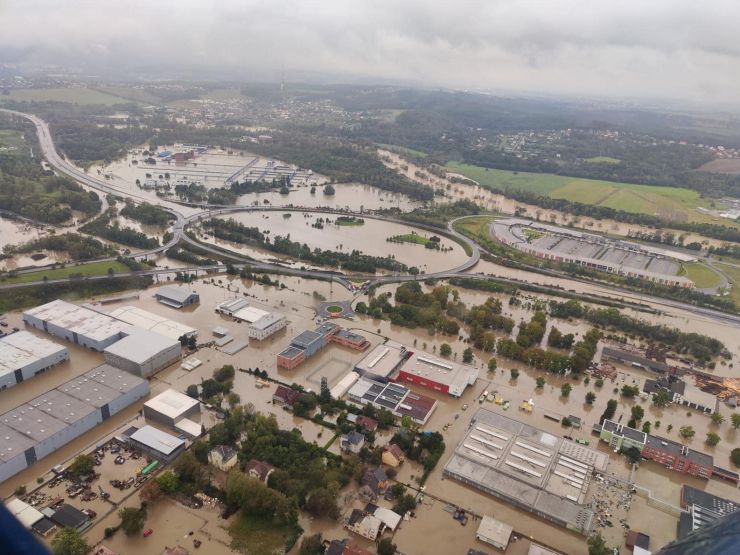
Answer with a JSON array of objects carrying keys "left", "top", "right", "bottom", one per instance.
[
  {"left": 291, "top": 330, "right": 323, "bottom": 348},
  {"left": 145, "top": 389, "right": 200, "bottom": 420},
  {"left": 83, "top": 364, "right": 148, "bottom": 393},
  {"left": 477, "top": 515, "right": 513, "bottom": 547},
  {"left": 108, "top": 305, "right": 196, "bottom": 341},
  {"left": 355, "top": 343, "right": 408, "bottom": 378},
  {"left": 58, "top": 375, "right": 122, "bottom": 408},
  {"left": 129, "top": 425, "right": 185, "bottom": 455},
  {"left": 251, "top": 312, "right": 285, "bottom": 330},
  {"left": 645, "top": 434, "right": 713, "bottom": 466},
  {"left": 0, "top": 331, "right": 67, "bottom": 374},
  {"left": 103, "top": 330, "right": 179, "bottom": 364},
  {"left": 2, "top": 402, "right": 70, "bottom": 442},
  {"left": 602, "top": 420, "right": 647, "bottom": 444},
  {"left": 0, "top": 422, "right": 36, "bottom": 462},
  {"left": 156, "top": 285, "right": 197, "bottom": 304},
  {"left": 400, "top": 350, "right": 478, "bottom": 389},
  {"left": 24, "top": 300, "right": 132, "bottom": 342},
  {"left": 233, "top": 305, "right": 270, "bottom": 323},
  {"left": 28, "top": 389, "right": 97, "bottom": 426},
  {"left": 443, "top": 408, "right": 609, "bottom": 534}
]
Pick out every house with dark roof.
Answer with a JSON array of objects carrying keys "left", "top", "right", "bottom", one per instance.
[
  {"left": 340, "top": 430, "right": 365, "bottom": 454},
  {"left": 361, "top": 467, "right": 389, "bottom": 496},
  {"left": 356, "top": 415, "right": 378, "bottom": 433},
  {"left": 345, "top": 508, "right": 382, "bottom": 541},
  {"left": 245, "top": 459, "right": 275, "bottom": 484},
  {"left": 272, "top": 385, "right": 300, "bottom": 408},
  {"left": 209, "top": 445, "right": 237, "bottom": 471},
  {"left": 48, "top": 504, "right": 88, "bottom": 529}
]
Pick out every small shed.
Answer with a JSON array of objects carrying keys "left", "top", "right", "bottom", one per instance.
[{"left": 476, "top": 515, "right": 513, "bottom": 551}]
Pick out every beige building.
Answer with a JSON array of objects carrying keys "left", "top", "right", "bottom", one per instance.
[{"left": 209, "top": 445, "right": 237, "bottom": 471}]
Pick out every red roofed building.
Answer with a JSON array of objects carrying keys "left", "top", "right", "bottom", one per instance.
[
  {"left": 272, "top": 385, "right": 300, "bottom": 408},
  {"left": 356, "top": 415, "right": 378, "bottom": 433},
  {"left": 382, "top": 443, "right": 405, "bottom": 467},
  {"left": 245, "top": 459, "right": 275, "bottom": 484}
]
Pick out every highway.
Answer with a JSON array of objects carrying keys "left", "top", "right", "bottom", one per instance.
[{"left": 3, "top": 107, "right": 738, "bottom": 329}]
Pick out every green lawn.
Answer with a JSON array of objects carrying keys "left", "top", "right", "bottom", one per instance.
[
  {"left": 378, "top": 143, "right": 428, "bottom": 158},
  {"left": 584, "top": 156, "right": 621, "bottom": 164},
  {"left": 0, "top": 129, "right": 24, "bottom": 153},
  {"left": 714, "top": 262, "right": 740, "bottom": 306},
  {"left": 0, "top": 88, "right": 131, "bottom": 106},
  {"left": 679, "top": 262, "right": 722, "bottom": 288},
  {"left": 228, "top": 513, "right": 294, "bottom": 555},
  {"left": 445, "top": 161, "right": 714, "bottom": 220},
  {"left": 388, "top": 232, "right": 433, "bottom": 245},
  {"left": 1, "top": 261, "right": 130, "bottom": 284}
]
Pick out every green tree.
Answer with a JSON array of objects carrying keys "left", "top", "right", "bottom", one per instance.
[
  {"left": 706, "top": 432, "right": 721, "bottom": 446},
  {"left": 462, "top": 347, "right": 474, "bottom": 364},
  {"left": 621, "top": 446, "right": 642, "bottom": 465},
  {"left": 587, "top": 533, "right": 610, "bottom": 555},
  {"left": 585, "top": 392, "right": 596, "bottom": 404},
  {"left": 378, "top": 538, "right": 397, "bottom": 555},
  {"left": 118, "top": 506, "right": 146, "bottom": 536},
  {"left": 679, "top": 426, "right": 695, "bottom": 439},
  {"left": 155, "top": 471, "right": 179, "bottom": 494},
  {"left": 393, "top": 493, "right": 417, "bottom": 516},
  {"left": 731, "top": 448, "right": 740, "bottom": 467},
  {"left": 621, "top": 385, "right": 640, "bottom": 398},
  {"left": 323, "top": 184, "right": 336, "bottom": 196},
  {"left": 440, "top": 343, "right": 452, "bottom": 357},
  {"left": 631, "top": 405, "right": 645, "bottom": 422},
  {"left": 536, "top": 377, "right": 546, "bottom": 389},
  {"left": 594, "top": 378, "right": 604, "bottom": 388},
  {"left": 710, "top": 412, "right": 725, "bottom": 425},
  {"left": 561, "top": 383, "right": 572, "bottom": 397},
  {"left": 227, "top": 392, "right": 241, "bottom": 408},
  {"left": 186, "top": 384, "right": 199, "bottom": 398},
  {"left": 68, "top": 454, "right": 95, "bottom": 478},
  {"left": 599, "top": 399, "right": 618, "bottom": 424},
  {"left": 510, "top": 368, "right": 519, "bottom": 380},
  {"left": 652, "top": 389, "right": 671, "bottom": 407},
  {"left": 298, "top": 534, "right": 323, "bottom": 555},
  {"left": 304, "top": 486, "right": 340, "bottom": 520},
  {"left": 51, "top": 527, "right": 92, "bottom": 555},
  {"left": 732, "top": 413, "right": 740, "bottom": 429},
  {"left": 487, "top": 358, "right": 497, "bottom": 372}
]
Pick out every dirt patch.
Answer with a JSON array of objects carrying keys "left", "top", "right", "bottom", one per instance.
[{"left": 698, "top": 158, "right": 740, "bottom": 174}]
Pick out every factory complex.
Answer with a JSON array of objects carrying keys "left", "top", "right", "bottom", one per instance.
[
  {"left": 215, "top": 298, "right": 287, "bottom": 340},
  {"left": 0, "top": 364, "right": 149, "bottom": 482},
  {"left": 347, "top": 377, "right": 438, "bottom": 425},
  {"left": 354, "top": 341, "right": 478, "bottom": 397},
  {"left": 277, "top": 322, "right": 370, "bottom": 370},
  {"left": 0, "top": 331, "right": 69, "bottom": 390},
  {"left": 107, "top": 305, "right": 197, "bottom": 341},
  {"left": 443, "top": 408, "right": 609, "bottom": 534},
  {"left": 23, "top": 300, "right": 182, "bottom": 378}
]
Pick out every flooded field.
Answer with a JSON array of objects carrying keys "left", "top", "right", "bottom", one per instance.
[{"left": 197, "top": 210, "right": 469, "bottom": 274}]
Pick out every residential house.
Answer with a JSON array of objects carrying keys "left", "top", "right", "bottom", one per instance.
[
  {"left": 208, "top": 445, "right": 237, "bottom": 471},
  {"left": 245, "top": 459, "right": 275, "bottom": 484},
  {"left": 356, "top": 415, "right": 378, "bottom": 433},
  {"left": 364, "top": 503, "right": 402, "bottom": 532},
  {"left": 272, "top": 385, "right": 300, "bottom": 409},
  {"left": 381, "top": 444, "right": 405, "bottom": 467},
  {"left": 345, "top": 509, "right": 383, "bottom": 541},
  {"left": 341, "top": 430, "right": 365, "bottom": 454},
  {"left": 361, "top": 467, "right": 389, "bottom": 496}
]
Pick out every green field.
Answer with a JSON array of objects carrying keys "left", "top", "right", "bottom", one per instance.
[
  {"left": 228, "top": 513, "right": 294, "bottom": 555},
  {"left": 1, "top": 261, "right": 130, "bottom": 284},
  {"left": 0, "top": 129, "right": 24, "bottom": 154},
  {"left": 679, "top": 262, "right": 722, "bottom": 288},
  {"left": 715, "top": 263, "right": 740, "bottom": 306},
  {"left": 0, "top": 88, "right": 131, "bottom": 106},
  {"left": 378, "top": 143, "right": 428, "bottom": 158},
  {"left": 445, "top": 161, "right": 717, "bottom": 221},
  {"left": 584, "top": 156, "right": 621, "bottom": 164}
]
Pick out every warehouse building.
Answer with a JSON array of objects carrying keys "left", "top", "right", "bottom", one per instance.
[
  {"left": 23, "top": 299, "right": 132, "bottom": 351},
  {"left": 126, "top": 425, "right": 186, "bottom": 462},
  {"left": 347, "top": 377, "right": 438, "bottom": 425},
  {"left": 0, "top": 331, "right": 69, "bottom": 390},
  {"left": 396, "top": 351, "right": 478, "bottom": 397},
  {"left": 0, "top": 365, "right": 149, "bottom": 483},
  {"left": 155, "top": 285, "right": 199, "bottom": 309},
  {"left": 107, "top": 305, "right": 197, "bottom": 341},
  {"left": 443, "top": 408, "right": 609, "bottom": 535},
  {"left": 354, "top": 342, "right": 411, "bottom": 381},
  {"left": 678, "top": 485, "right": 739, "bottom": 539},
  {"left": 277, "top": 323, "right": 368, "bottom": 369},
  {"left": 144, "top": 388, "right": 201, "bottom": 427},
  {"left": 215, "top": 298, "right": 288, "bottom": 340},
  {"left": 103, "top": 331, "right": 181, "bottom": 378},
  {"left": 476, "top": 515, "right": 513, "bottom": 551}
]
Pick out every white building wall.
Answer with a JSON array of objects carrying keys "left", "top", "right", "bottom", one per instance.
[
  {"left": 105, "top": 381, "right": 150, "bottom": 416},
  {"left": 248, "top": 317, "right": 287, "bottom": 340},
  {"left": 0, "top": 455, "right": 28, "bottom": 483},
  {"left": 19, "top": 349, "right": 69, "bottom": 382},
  {"left": 0, "top": 372, "right": 17, "bottom": 390},
  {"left": 104, "top": 343, "right": 181, "bottom": 378}
]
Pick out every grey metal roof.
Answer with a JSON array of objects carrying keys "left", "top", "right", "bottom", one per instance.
[
  {"left": 103, "top": 330, "right": 179, "bottom": 364},
  {"left": 291, "top": 330, "right": 322, "bottom": 348},
  {"left": 83, "top": 363, "right": 148, "bottom": 393},
  {"left": 156, "top": 285, "right": 197, "bottom": 304},
  {"left": 129, "top": 425, "right": 185, "bottom": 455},
  {"left": 645, "top": 435, "right": 713, "bottom": 466}
]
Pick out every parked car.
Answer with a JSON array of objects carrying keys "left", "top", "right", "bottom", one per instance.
[{"left": 143, "top": 529, "right": 153, "bottom": 537}]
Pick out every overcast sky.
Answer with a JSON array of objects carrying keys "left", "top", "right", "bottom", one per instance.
[{"left": 2, "top": 0, "right": 739, "bottom": 104}]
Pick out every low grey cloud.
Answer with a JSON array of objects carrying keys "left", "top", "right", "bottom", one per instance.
[{"left": 2, "top": 0, "right": 739, "bottom": 103}]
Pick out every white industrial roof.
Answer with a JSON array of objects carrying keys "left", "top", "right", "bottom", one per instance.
[
  {"left": 175, "top": 418, "right": 202, "bottom": 437},
  {"left": 216, "top": 297, "right": 249, "bottom": 314},
  {"left": 145, "top": 389, "right": 199, "bottom": 419},
  {"left": 23, "top": 300, "right": 132, "bottom": 342},
  {"left": 6, "top": 498, "right": 44, "bottom": 527},
  {"left": 233, "top": 306, "right": 270, "bottom": 324},
  {"left": 355, "top": 343, "right": 407, "bottom": 378},
  {"left": 156, "top": 285, "right": 197, "bottom": 304},
  {"left": 250, "top": 312, "right": 285, "bottom": 330},
  {"left": 477, "top": 515, "right": 513, "bottom": 547},
  {"left": 103, "top": 330, "right": 179, "bottom": 364},
  {"left": 372, "top": 506, "right": 402, "bottom": 530},
  {"left": 129, "top": 425, "right": 185, "bottom": 455},
  {"left": 108, "top": 306, "right": 196, "bottom": 341},
  {"left": 0, "top": 331, "right": 67, "bottom": 374}
]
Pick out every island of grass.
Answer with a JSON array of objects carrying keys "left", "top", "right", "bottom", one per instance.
[
  {"left": 335, "top": 215, "right": 365, "bottom": 226},
  {"left": 584, "top": 156, "right": 621, "bottom": 164},
  {"left": 326, "top": 305, "right": 344, "bottom": 315},
  {"left": 679, "top": 262, "right": 722, "bottom": 288},
  {"left": 387, "top": 231, "right": 442, "bottom": 249},
  {"left": 522, "top": 228, "right": 544, "bottom": 241},
  {"left": 228, "top": 513, "right": 298, "bottom": 555},
  {"left": 0, "top": 260, "right": 132, "bottom": 285}
]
